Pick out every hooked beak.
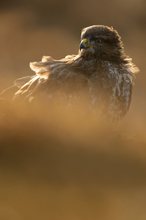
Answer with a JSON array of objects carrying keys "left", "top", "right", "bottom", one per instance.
[{"left": 80, "top": 38, "right": 91, "bottom": 50}]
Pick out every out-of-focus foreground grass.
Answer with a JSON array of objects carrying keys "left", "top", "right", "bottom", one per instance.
[{"left": 0, "top": 97, "right": 146, "bottom": 220}]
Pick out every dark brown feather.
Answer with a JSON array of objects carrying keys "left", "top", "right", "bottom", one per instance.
[{"left": 10, "top": 25, "right": 139, "bottom": 118}]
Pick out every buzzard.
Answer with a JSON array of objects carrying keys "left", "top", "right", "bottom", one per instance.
[{"left": 10, "top": 25, "right": 139, "bottom": 118}]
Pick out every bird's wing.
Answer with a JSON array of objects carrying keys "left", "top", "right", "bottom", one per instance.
[
  {"left": 117, "top": 61, "right": 139, "bottom": 117},
  {"left": 0, "top": 76, "right": 34, "bottom": 100},
  {"left": 13, "top": 60, "right": 51, "bottom": 101},
  {"left": 13, "top": 55, "right": 86, "bottom": 102},
  {"left": 15, "top": 76, "right": 34, "bottom": 88},
  {"left": 109, "top": 64, "right": 137, "bottom": 118},
  {"left": 115, "top": 72, "right": 133, "bottom": 116}
]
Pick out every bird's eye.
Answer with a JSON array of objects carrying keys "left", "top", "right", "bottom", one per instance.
[
  {"left": 89, "top": 37, "right": 103, "bottom": 44},
  {"left": 89, "top": 37, "right": 97, "bottom": 41},
  {"left": 101, "top": 37, "right": 114, "bottom": 44}
]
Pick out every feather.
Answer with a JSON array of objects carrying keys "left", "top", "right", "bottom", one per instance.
[{"left": 2, "top": 25, "right": 139, "bottom": 119}]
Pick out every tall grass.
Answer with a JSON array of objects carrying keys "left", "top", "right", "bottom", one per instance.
[{"left": 0, "top": 96, "right": 146, "bottom": 220}]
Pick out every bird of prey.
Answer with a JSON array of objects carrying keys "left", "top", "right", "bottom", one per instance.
[{"left": 11, "top": 25, "right": 139, "bottom": 118}]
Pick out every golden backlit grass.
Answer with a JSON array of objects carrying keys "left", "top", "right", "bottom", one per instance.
[{"left": 0, "top": 97, "right": 146, "bottom": 220}]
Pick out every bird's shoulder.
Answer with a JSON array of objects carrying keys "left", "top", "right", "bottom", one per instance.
[{"left": 29, "top": 54, "right": 89, "bottom": 82}]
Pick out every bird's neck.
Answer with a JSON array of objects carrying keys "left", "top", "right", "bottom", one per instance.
[{"left": 70, "top": 54, "right": 102, "bottom": 75}]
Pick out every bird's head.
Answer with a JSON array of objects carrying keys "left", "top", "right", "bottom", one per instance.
[{"left": 79, "top": 25, "right": 124, "bottom": 61}]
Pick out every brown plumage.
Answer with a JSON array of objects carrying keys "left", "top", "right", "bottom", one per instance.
[{"left": 11, "top": 25, "right": 139, "bottom": 118}]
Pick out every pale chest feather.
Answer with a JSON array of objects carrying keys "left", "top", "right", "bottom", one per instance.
[
  {"left": 89, "top": 61, "right": 133, "bottom": 93},
  {"left": 87, "top": 61, "right": 133, "bottom": 110}
]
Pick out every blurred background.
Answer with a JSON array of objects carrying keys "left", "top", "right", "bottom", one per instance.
[{"left": 0, "top": 0, "right": 146, "bottom": 219}]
